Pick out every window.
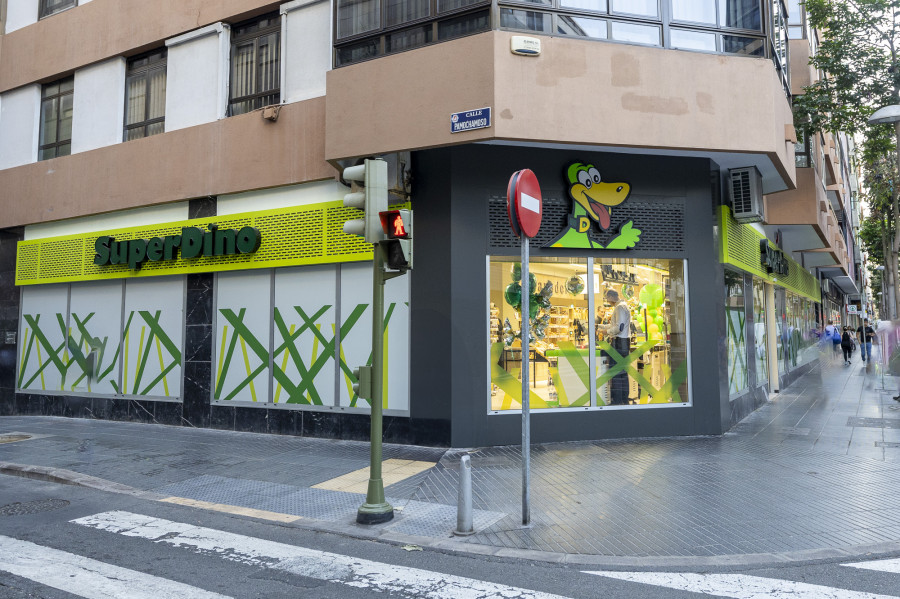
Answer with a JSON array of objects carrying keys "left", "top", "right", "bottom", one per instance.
[
  {"left": 39, "top": 77, "right": 74, "bottom": 161},
  {"left": 39, "top": 0, "right": 76, "bottom": 19},
  {"left": 124, "top": 50, "right": 167, "bottom": 141},
  {"left": 229, "top": 13, "right": 281, "bottom": 117},
  {"left": 489, "top": 256, "right": 689, "bottom": 410}
]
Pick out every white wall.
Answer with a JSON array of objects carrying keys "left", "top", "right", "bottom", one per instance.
[
  {"left": 218, "top": 180, "right": 343, "bottom": 215},
  {"left": 0, "top": 84, "right": 39, "bottom": 169},
  {"left": 281, "top": 0, "right": 331, "bottom": 103},
  {"left": 165, "top": 23, "right": 230, "bottom": 132},
  {"left": 72, "top": 57, "right": 126, "bottom": 153},
  {"left": 6, "top": 0, "right": 39, "bottom": 33},
  {"left": 24, "top": 202, "right": 189, "bottom": 240}
]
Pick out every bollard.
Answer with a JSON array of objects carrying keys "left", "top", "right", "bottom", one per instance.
[{"left": 454, "top": 454, "right": 474, "bottom": 536}]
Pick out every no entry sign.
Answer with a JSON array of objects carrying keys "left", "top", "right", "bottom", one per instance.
[{"left": 506, "top": 169, "right": 542, "bottom": 238}]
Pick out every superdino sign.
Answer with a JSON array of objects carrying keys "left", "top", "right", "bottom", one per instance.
[
  {"left": 546, "top": 162, "right": 641, "bottom": 249},
  {"left": 94, "top": 224, "right": 261, "bottom": 270}
]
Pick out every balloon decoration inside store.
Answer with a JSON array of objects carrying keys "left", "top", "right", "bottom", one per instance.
[
  {"left": 639, "top": 283, "right": 666, "bottom": 341},
  {"left": 565, "top": 275, "right": 584, "bottom": 296},
  {"left": 504, "top": 263, "right": 553, "bottom": 344}
]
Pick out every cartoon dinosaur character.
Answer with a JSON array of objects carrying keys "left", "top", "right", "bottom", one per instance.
[{"left": 548, "top": 163, "right": 641, "bottom": 249}]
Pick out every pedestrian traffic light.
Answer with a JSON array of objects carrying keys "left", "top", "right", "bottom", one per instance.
[
  {"left": 379, "top": 209, "right": 413, "bottom": 271},
  {"left": 342, "top": 159, "right": 388, "bottom": 244}
]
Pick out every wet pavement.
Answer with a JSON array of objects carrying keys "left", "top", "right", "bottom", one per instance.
[{"left": 3, "top": 347, "right": 900, "bottom": 566}]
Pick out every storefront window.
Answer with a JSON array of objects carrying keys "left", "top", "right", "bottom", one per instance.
[
  {"left": 725, "top": 269, "right": 748, "bottom": 396},
  {"left": 752, "top": 278, "right": 767, "bottom": 386},
  {"left": 775, "top": 288, "right": 786, "bottom": 374},
  {"left": 489, "top": 256, "right": 688, "bottom": 410}
]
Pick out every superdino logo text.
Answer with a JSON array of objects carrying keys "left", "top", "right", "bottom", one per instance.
[{"left": 546, "top": 162, "right": 641, "bottom": 249}]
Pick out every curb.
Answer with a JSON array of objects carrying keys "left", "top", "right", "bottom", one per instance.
[{"left": 4, "top": 461, "right": 900, "bottom": 570}]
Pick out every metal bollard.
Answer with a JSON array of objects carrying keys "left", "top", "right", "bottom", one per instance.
[{"left": 454, "top": 454, "right": 474, "bottom": 536}]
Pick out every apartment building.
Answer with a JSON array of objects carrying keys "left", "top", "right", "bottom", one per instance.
[{"left": 0, "top": 0, "right": 857, "bottom": 447}]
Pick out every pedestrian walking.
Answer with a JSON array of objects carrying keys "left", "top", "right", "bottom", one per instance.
[
  {"left": 841, "top": 327, "right": 854, "bottom": 365},
  {"left": 830, "top": 322, "right": 841, "bottom": 357},
  {"left": 857, "top": 318, "right": 875, "bottom": 363}
]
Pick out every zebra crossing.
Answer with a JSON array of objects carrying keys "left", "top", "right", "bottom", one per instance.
[{"left": 1, "top": 509, "right": 900, "bottom": 598}]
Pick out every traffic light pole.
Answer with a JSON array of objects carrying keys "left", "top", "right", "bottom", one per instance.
[{"left": 357, "top": 241, "right": 394, "bottom": 524}]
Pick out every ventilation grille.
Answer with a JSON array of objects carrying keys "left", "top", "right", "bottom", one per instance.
[{"left": 489, "top": 194, "right": 685, "bottom": 254}]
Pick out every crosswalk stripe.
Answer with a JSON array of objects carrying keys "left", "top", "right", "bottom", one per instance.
[
  {"left": 844, "top": 557, "right": 900, "bottom": 574},
  {"left": 72, "top": 510, "right": 572, "bottom": 599},
  {"left": 583, "top": 571, "right": 900, "bottom": 599},
  {"left": 0, "top": 535, "right": 232, "bottom": 599}
]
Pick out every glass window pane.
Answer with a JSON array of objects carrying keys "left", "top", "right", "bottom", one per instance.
[
  {"left": 595, "top": 259, "right": 688, "bottom": 407},
  {"left": 336, "top": 38, "right": 381, "bottom": 65},
  {"left": 725, "top": 270, "right": 747, "bottom": 396},
  {"left": 437, "top": 10, "right": 490, "bottom": 39},
  {"left": 557, "top": 15, "right": 607, "bottom": 39},
  {"left": 775, "top": 289, "right": 785, "bottom": 374},
  {"left": 500, "top": 8, "right": 552, "bottom": 33},
  {"left": 722, "top": 34, "right": 764, "bottom": 55},
  {"left": 752, "top": 279, "right": 767, "bottom": 386},
  {"left": 490, "top": 257, "right": 590, "bottom": 410},
  {"left": 337, "top": 0, "right": 381, "bottom": 38},
  {"left": 147, "top": 68, "right": 167, "bottom": 120},
  {"left": 610, "top": 0, "right": 657, "bottom": 17},
  {"left": 232, "top": 41, "right": 256, "bottom": 100},
  {"left": 56, "top": 142, "right": 70, "bottom": 157},
  {"left": 257, "top": 33, "right": 280, "bottom": 94},
  {"left": 386, "top": 0, "right": 430, "bottom": 27},
  {"left": 437, "top": 0, "right": 486, "bottom": 11},
  {"left": 560, "top": 0, "right": 607, "bottom": 12},
  {"left": 672, "top": 0, "right": 715, "bottom": 24},
  {"left": 58, "top": 93, "right": 73, "bottom": 142},
  {"left": 146, "top": 122, "right": 165, "bottom": 137},
  {"left": 610, "top": 21, "right": 660, "bottom": 45},
  {"left": 59, "top": 77, "right": 74, "bottom": 93},
  {"left": 125, "top": 75, "right": 147, "bottom": 126},
  {"left": 670, "top": 28, "right": 716, "bottom": 51},
  {"left": 387, "top": 26, "right": 433, "bottom": 52},
  {"left": 39, "top": 147, "right": 56, "bottom": 161},
  {"left": 40, "top": 98, "right": 59, "bottom": 145},
  {"left": 718, "top": 0, "right": 761, "bottom": 30},
  {"left": 42, "top": 83, "right": 59, "bottom": 98},
  {"left": 125, "top": 127, "right": 145, "bottom": 142}
]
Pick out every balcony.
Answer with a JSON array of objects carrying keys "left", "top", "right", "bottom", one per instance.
[{"left": 326, "top": 30, "right": 797, "bottom": 193}]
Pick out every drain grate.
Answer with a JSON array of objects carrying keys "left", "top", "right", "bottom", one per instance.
[
  {"left": 0, "top": 434, "right": 31, "bottom": 444},
  {"left": 847, "top": 417, "right": 900, "bottom": 429},
  {"left": 876, "top": 441, "right": 900, "bottom": 448},
  {"left": 0, "top": 499, "right": 69, "bottom": 516}
]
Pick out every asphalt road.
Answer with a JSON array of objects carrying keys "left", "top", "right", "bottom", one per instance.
[{"left": 2, "top": 475, "right": 900, "bottom": 599}]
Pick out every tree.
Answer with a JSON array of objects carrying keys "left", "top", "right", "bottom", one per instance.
[{"left": 793, "top": 0, "right": 900, "bottom": 318}]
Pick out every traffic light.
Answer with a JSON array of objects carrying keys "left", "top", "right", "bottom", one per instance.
[
  {"left": 342, "top": 159, "right": 388, "bottom": 244},
  {"left": 379, "top": 209, "right": 413, "bottom": 271},
  {"left": 352, "top": 365, "right": 372, "bottom": 400}
]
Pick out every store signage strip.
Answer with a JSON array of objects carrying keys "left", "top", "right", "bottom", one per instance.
[{"left": 15, "top": 200, "right": 408, "bottom": 286}]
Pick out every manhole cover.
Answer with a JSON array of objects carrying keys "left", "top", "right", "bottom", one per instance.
[
  {"left": 0, "top": 499, "right": 69, "bottom": 516},
  {"left": 0, "top": 434, "right": 31, "bottom": 444}
]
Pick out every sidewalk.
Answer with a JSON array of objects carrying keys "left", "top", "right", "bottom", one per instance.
[{"left": 3, "top": 349, "right": 900, "bottom": 568}]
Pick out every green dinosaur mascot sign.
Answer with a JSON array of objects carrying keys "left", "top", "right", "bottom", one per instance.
[{"left": 547, "top": 162, "right": 641, "bottom": 249}]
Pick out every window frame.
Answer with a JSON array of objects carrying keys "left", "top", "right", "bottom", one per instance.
[
  {"left": 123, "top": 49, "right": 168, "bottom": 142},
  {"left": 38, "top": 76, "right": 74, "bottom": 162},
  {"left": 39, "top": 0, "right": 77, "bottom": 19},
  {"left": 227, "top": 12, "right": 282, "bottom": 117}
]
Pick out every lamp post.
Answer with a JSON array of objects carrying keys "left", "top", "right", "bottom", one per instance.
[{"left": 869, "top": 107, "right": 900, "bottom": 320}]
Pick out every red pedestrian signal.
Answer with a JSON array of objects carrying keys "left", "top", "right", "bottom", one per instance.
[{"left": 379, "top": 210, "right": 410, "bottom": 239}]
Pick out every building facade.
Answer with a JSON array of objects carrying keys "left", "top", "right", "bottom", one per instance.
[{"left": 0, "top": 0, "right": 860, "bottom": 447}]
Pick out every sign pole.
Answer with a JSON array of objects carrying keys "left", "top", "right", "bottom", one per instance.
[
  {"left": 521, "top": 236, "right": 531, "bottom": 526},
  {"left": 506, "top": 168, "right": 541, "bottom": 529}
]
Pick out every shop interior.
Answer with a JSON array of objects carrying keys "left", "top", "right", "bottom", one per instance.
[{"left": 489, "top": 257, "right": 686, "bottom": 411}]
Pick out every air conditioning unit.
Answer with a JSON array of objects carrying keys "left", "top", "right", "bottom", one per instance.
[{"left": 728, "top": 167, "right": 764, "bottom": 223}]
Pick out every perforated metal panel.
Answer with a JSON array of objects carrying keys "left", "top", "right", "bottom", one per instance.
[
  {"left": 16, "top": 200, "right": 400, "bottom": 285},
  {"left": 488, "top": 194, "right": 685, "bottom": 253}
]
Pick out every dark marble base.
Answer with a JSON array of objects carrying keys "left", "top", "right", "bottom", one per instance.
[{"left": 4, "top": 391, "right": 450, "bottom": 447}]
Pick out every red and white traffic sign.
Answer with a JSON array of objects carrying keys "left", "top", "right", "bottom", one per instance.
[{"left": 506, "top": 169, "right": 542, "bottom": 238}]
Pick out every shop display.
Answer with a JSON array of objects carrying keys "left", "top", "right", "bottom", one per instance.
[{"left": 489, "top": 257, "right": 688, "bottom": 411}]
